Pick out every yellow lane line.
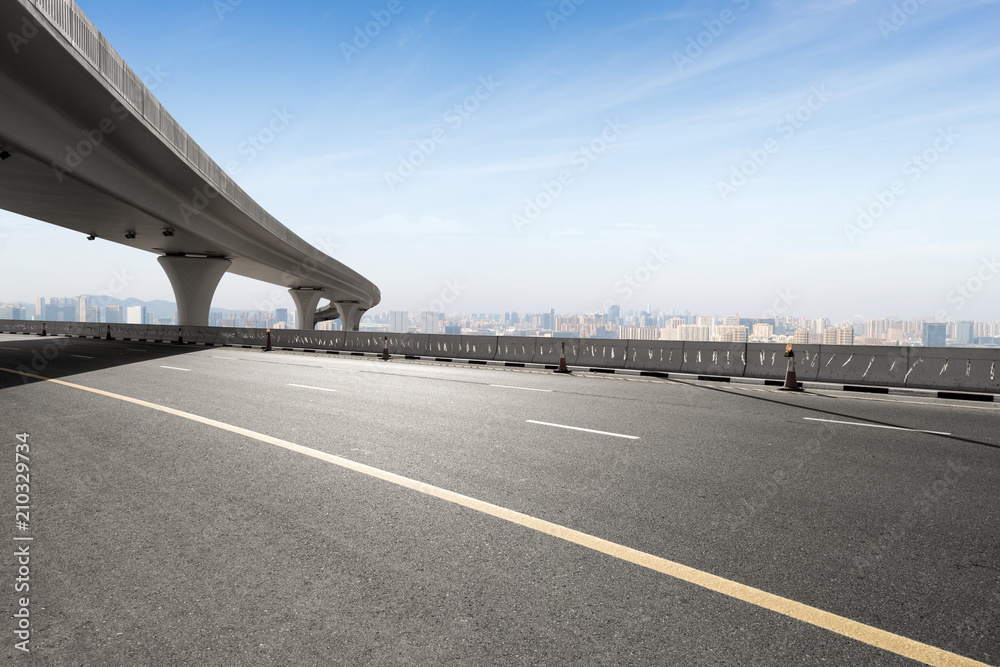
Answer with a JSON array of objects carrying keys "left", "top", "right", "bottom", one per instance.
[{"left": 2, "top": 366, "right": 989, "bottom": 667}]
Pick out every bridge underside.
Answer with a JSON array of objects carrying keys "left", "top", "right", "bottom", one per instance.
[{"left": 0, "top": 0, "right": 377, "bottom": 329}]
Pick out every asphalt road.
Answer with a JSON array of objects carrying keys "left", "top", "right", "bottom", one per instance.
[{"left": 1, "top": 333, "right": 997, "bottom": 666}]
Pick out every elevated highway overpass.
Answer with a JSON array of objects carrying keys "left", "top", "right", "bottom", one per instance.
[{"left": 0, "top": 0, "right": 379, "bottom": 328}]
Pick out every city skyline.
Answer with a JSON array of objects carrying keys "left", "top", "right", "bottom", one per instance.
[
  {"left": 4, "top": 293, "right": 999, "bottom": 348},
  {"left": 1, "top": 0, "right": 999, "bottom": 322}
]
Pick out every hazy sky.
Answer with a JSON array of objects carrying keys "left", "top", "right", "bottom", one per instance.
[{"left": 2, "top": 0, "right": 999, "bottom": 322}]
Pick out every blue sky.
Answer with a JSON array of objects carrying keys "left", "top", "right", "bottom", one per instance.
[{"left": 2, "top": 0, "right": 999, "bottom": 321}]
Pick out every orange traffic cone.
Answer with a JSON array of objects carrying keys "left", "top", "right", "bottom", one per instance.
[
  {"left": 554, "top": 341, "right": 571, "bottom": 374},
  {"left": 40, "top": 323, "right": 47, "bottom": 337},
  {"left": 264, "top": 329, "right": 272, "bottom": 352},
  {"left": 779, "top": 344, "right": 801, "bottom": 391},
  {"left": 381, "top": 336, "right": 390, "bottom": 361},
  {"left": 106, "top": 325, "right": 112, "bottom": 341}
]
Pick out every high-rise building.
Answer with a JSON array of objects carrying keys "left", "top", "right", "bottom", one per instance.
[
  {"left": 84, "top": 307, "right": 99, "bottom": 322},
  {"left": 793, "top": 329, "right": 810, "bottom": 345},
  {"left": 0, "top": 304, "right": 25, "bottom": 319},
  {"left": 752, "top": 323, "right": 774, "bottom": 340},
  {"left": 420, "top": 311, "right": 440, "bottom": 334},
  {"left": 608, "top": 304, "right": 621, "bottom": 324},
  {"left": 105, "top": 305, "right": 121, "bottom": 323},
  {"left": 715, "top": 325, "right": 748, "bottom": 343},
  {"left": 956, "top": 321, "right": 975, "bottom": 345},
  {"left": 922, "top": 322, "right": 947, "bottom": 347},
  {"left": 823, "top": 327, "right": 854, "bottom": 345},
  {"left": 126, "top": 305, "right": 147, "bottom": 325},
  {"left": 389, "top": 310, "right": 409, "bottom": 333},
  {"left": 34, "top": 297, "right": 45, "bottom": 320},
  {"left": 275, "top": 308, "right": 288, "bottom": 324},
  {"left": 678, "top": 324, "right": 710, "bottom": 341}
]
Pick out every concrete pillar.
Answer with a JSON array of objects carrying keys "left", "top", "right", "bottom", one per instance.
[
  {"left": 289, "top": 288, "right": 323, "bottom": 330},
  {"left": 334, "top": 302, "right": 365, "bottom": 332},
  {"left": 157, "top": 256, "right": 231, "bottom": 326}
]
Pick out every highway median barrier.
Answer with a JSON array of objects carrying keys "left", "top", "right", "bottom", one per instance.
[
  {"left": 271, "top": 329, "right": 345, "bottom": 351},
  {"left": 817, "top": 345, "right": 909, "bottom": 387},
  {"left": 746, "top": 343, "right": 822, "bottom": 382},
  {"left": 459, "top": 335, "right": 497, "bottom": 362},
  {"left": 495, "top": 337, "right": 536, "bottom": 364},
  {"left": 425, "top": 334, "right": 463, "bottom": 359},
  {"left": 577, "top": 339, "right": 629, "bottom": 369},
  {"left": 902, "top": 347, "right": 1000, "bottom": 393},
  {"left": 625, "top": 340, "right": 684, "bottom": 373},
  {"left": 679, "top": 341, "right": 747, "bottom": 377},
  {"left": 533, "top": 337, "right": 581, "bottom": 367}
]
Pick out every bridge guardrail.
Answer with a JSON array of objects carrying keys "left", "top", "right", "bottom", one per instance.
[{"left": 4, "top": 320, "right": 1000, "bottom": 393}]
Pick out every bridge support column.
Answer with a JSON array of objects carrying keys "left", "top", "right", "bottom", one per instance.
[
  {"left": 157, "top": 256, "right": 231, "bottom": 326},
  {"left": 334, "top": 302, "right": 365, "bottom": 332},
  {"left": 289, "top": 288, "right": 323, "bottom": 330}
]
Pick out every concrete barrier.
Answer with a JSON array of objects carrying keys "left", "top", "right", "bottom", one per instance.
[
  {"left": 577, "top": 339, "right": 629, "bottom": 369},
  {"left": 4, "top": 319, "right": 1000, "bottom": 392},
  {"left": 745, "top": 344, "right": 822, "bottom": 382},
  {"left": 459, "top": 336, "right": 497, "bottom": 361},
  {"left": 179, "top": 326, "right": 220, "bottom": 345},
  {"left": 109, "top": 324, "right": 149, "bottom": 340},
  {"left": 817, "top": 345, "right": 910, "bottom": 386},
  {"left": 533, "top": 337, "right": 581, "bottom": 366},
  {"left": 389, "top": 334, "right": 429, "bottom": 356},
  {"left": 343, "top": 332, "right": 384, "bottom": 353},
  {"left": 0, "top": 319, "right": 40, "bottom": 334},
  {"left": 902, "top": 347, "right": 1000, "bottom": 393},
  {"left": 64, "top": 323, "right": 104, "bottom": 337},
  {"left": 624, "top": 340, "right": 685, "bottom": 372},
  {"left": 272, "top": 330, "right": 345, "bottom": 351},
  {"left": 679, "top": 342, "right": 747, "bottom": 376},
  {"left": 495, "top": 337, "right": 536, "bottom": 363},
  {"left": 215, "top": 327, "right": 266, "bottom": 347},
  {"left": 425, "top": 334, "right": 463, "bottom": 358}
]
